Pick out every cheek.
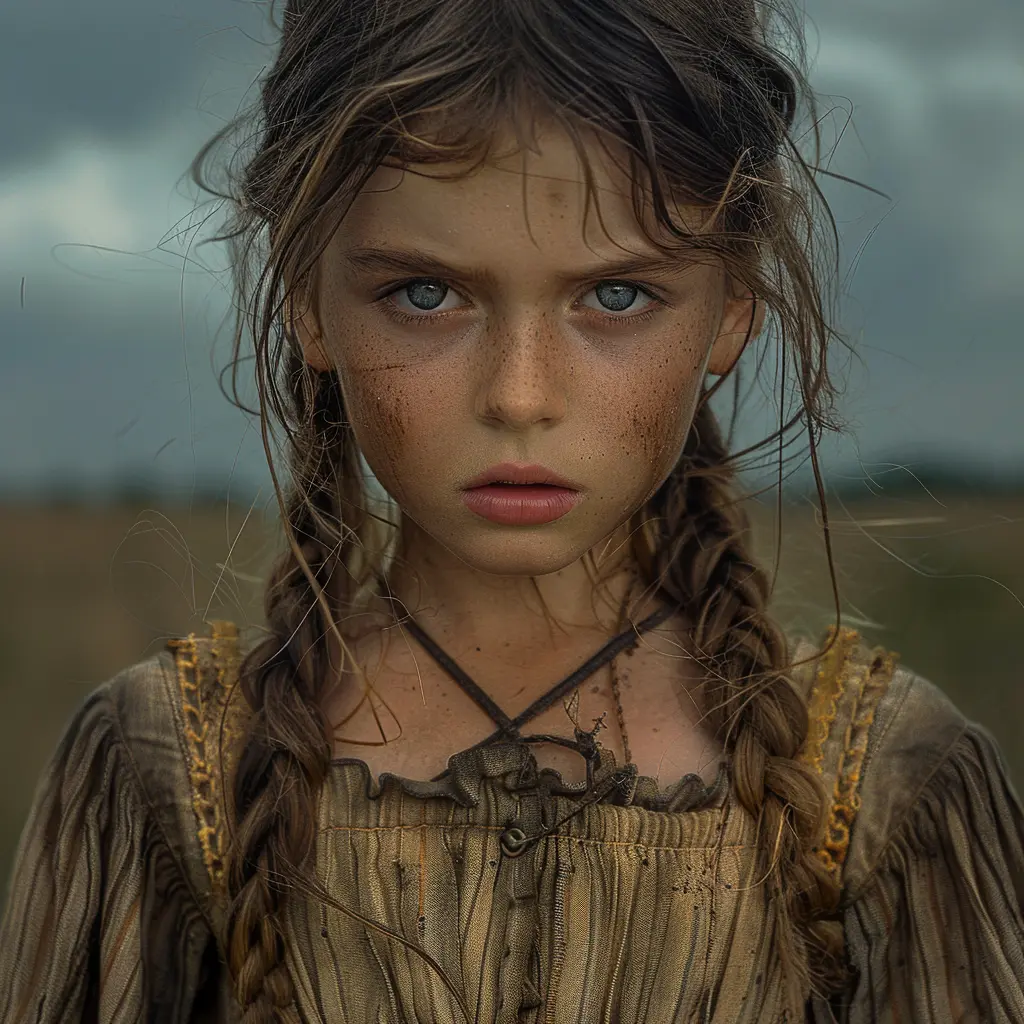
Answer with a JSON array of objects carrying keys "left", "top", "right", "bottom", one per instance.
[
  {"left": 340, "top": 372, "right": 412, "bottom": 489},
  {"left": 326, "top": 317, "right": 417, "bottom": 486},
  {"left": 617, "top": 346, "right": 705, "bottom": 468},
  {"left": 630, "top": 399, "right": 675, "bottom": 466},
  {"left": 366, "top": 385, "right": 409, "bottom": 457}
]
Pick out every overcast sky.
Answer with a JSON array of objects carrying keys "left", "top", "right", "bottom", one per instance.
[{"left": 1, "top": 0, "right": 1022, "bottom": 500}]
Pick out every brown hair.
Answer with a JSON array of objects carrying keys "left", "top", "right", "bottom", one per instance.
[{"left": 190, "top": 0, "right": 864, "bottom": 1018}]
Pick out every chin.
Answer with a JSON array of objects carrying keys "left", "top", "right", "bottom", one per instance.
[{"left": 445, "top": 531, "right": 596, "bottom": 579}]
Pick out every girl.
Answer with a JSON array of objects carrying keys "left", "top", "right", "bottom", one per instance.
[{"left": 3, "top": 0, "right": 1022, "bottom": 1021}]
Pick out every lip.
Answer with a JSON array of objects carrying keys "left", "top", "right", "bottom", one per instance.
[
  {"left": 460, "top": 484, "right": 583, "bottom": 526},
  {"left": 463, "top": 461, "right": 580, "bottom": 490}
]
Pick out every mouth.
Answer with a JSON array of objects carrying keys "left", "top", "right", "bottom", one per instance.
[{"left": 460, "top": 478, "right": 583, "bottom": 526}]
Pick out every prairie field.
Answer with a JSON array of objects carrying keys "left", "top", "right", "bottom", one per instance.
[{"left": 1, "top": 492, "right": 1022, "bottom": 885}]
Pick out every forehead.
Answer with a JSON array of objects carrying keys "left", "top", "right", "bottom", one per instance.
[{"left": 334, "top": 123, "right": 708, "bottom": 259}]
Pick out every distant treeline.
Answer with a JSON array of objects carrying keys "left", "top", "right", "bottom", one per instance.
[
  {"left": 808, "top": 460, "right": 1024, "bottom": 500},
  {"left": 0, "top": 474, "right": 269, "bottom": 510},
  {"left": 1, "top": 458, "right": 1022, "bottom": 508}
]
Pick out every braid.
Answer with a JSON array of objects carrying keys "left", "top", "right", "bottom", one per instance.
[
  {"left": 641, "top": 402, "right": 845, "bottom": 1008},
  {"left": 190, "top": 0, "right": 857, "bottom": 1011},
  {"left": 223, "top": 364, "right": 472, "bottom": 1021},
  {"left": 224, "top": 366, "right": 353, "bottom": 1022},
  {"left": 227, "top": 504, "right": 334, "bottom": 1020}
]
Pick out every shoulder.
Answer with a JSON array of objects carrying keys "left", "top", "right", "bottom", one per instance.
[
  {"left": 791, "top": 627, "right": 973, "bottom": 898},
  {"left": 792, "top": 632, "right": 1024, "bottom": 1019},
  {"left": 49, "top": 644, "right": 187, "bottom": 805},
  {"left": 92, "top": 639, "right": 206, "bottom": 811},
  {"left": 101, "top": 621, "right": 252, "bottom": 778},
  {"left": 89, "top": 621, "right": 254, "bottom": 913}
]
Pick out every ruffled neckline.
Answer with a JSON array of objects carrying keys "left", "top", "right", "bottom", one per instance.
[{"left": 329, "top": 738, "right": 730, "bottom": 814}]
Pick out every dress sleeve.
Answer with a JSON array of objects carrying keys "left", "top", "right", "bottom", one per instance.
[
  {"left": 0, "top": 682, "right": 216, "bottom": 1023},
  {"left": 837, "top": 721, "right": 1024, "bottom": 1022}
]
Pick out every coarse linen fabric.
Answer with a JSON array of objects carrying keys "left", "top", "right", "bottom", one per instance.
[{"left": 1, "top": 623, "right": 1022, "bottom": 1023}]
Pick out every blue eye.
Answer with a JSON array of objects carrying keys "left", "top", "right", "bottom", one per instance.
[
  {"left": 403, "top": 280, "right": 448, "bottom": 310},
  {"left": 596, "top": 282, "right": 637, "bottom": 311},
  {"left": 381, "top": 276, "right": 659, "bottom": 323},
  {"left": 583, "top": 281, "right": 656, "bottom": 316},
  {"left": 387, "top": 278, "right": 465, "bottom": 316}
]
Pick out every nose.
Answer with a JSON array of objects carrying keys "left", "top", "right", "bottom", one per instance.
[{"left": 474, "top": 311, "right": 569, "bottom": 430}]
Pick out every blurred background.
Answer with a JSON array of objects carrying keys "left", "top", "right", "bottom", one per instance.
[{"left": 1, "top": 0, "right": 1022, "bottom": 886}]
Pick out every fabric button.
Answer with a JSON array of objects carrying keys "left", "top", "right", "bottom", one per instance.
[{"left": 499, "top": 825, "right": 529, "bottom": 858}]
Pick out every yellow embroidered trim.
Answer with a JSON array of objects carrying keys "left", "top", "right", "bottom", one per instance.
[
  {"left": 801, "top": 626, "right": 859, "bottom": 777},
  {"left": 167, "top": 632, "right": 226, "bottom": 895},
  {"left": 167, "top": 620, "right": 244, "bottom": 900},
  {"left": 819, "top": 646, "right": 898, "bottom": 879},
  {"left": 796, "top": 627, "right": 898, "bottom": 881}
]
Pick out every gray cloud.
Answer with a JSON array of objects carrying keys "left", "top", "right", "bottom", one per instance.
[
  {"left": 1, "top": 0, "right": 268, "bottom": 173},
  {"left": 0, "top": 267, "right": 267, "bottom": 496},
  {"left": 1, "top": 0, "right": 1021, "bottom": 499}
]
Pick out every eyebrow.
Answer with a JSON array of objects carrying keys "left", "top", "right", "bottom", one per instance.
[{"left": 339, "top": 245, "right": 695, "bottom": 284}]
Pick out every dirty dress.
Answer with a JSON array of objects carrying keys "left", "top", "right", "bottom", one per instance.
[{"left": 1, "top": 619, "right": 1023, "bottom": 1023}]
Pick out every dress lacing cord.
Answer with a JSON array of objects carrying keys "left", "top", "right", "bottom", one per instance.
[
  {"left": 397, "top": 601, "right": 675, "bottom": 753},
  {"left": 372, "top": 576, "right": 680, "bottom": 853}
]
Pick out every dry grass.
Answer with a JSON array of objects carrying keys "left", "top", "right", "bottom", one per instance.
[{"left": 1, "top": 492, "right": 1022, "bottom": 886}]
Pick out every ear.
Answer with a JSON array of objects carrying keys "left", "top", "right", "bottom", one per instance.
[
  {"left": 287, "top": 295, "right": 332, "bottom": 373},
  {"left": 707, "top": 281, "right": 764, "bottom": 377}
]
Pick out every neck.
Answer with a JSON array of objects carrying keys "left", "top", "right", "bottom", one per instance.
[
  {"left": 378, "top": 514, "right": 654, "bottom": 668},
  {"left": 317, "top": 514, "right": 692, "bottom": 754}
]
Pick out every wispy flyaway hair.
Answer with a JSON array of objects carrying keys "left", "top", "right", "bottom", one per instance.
[{"left": 190, "top": 1, "right": 865, "bottom": 1018}]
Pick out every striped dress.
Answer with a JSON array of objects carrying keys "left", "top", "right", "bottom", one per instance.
[{"left": 1, "top": 622, "right": 1022, "bottom": 1022}]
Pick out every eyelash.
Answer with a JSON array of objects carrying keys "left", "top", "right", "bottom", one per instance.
[{"left": 375, "top": 277, "right": 665, "bottom": 326}]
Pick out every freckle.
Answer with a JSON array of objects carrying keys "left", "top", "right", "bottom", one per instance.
[{"left": 591, "top": 684, "right": 600, "bottom": 694}]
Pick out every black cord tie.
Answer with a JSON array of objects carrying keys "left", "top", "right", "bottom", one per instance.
[
  {"left": 393, "top": 598, "right": 677, "bottom": 766},
  {"left": 370, "top": 573, "right": 680, "bottom": 853}
]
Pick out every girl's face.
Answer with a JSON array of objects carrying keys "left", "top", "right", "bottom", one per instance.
[{"left": 296, "top": 122, "right": 762, "bottom": 580}]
